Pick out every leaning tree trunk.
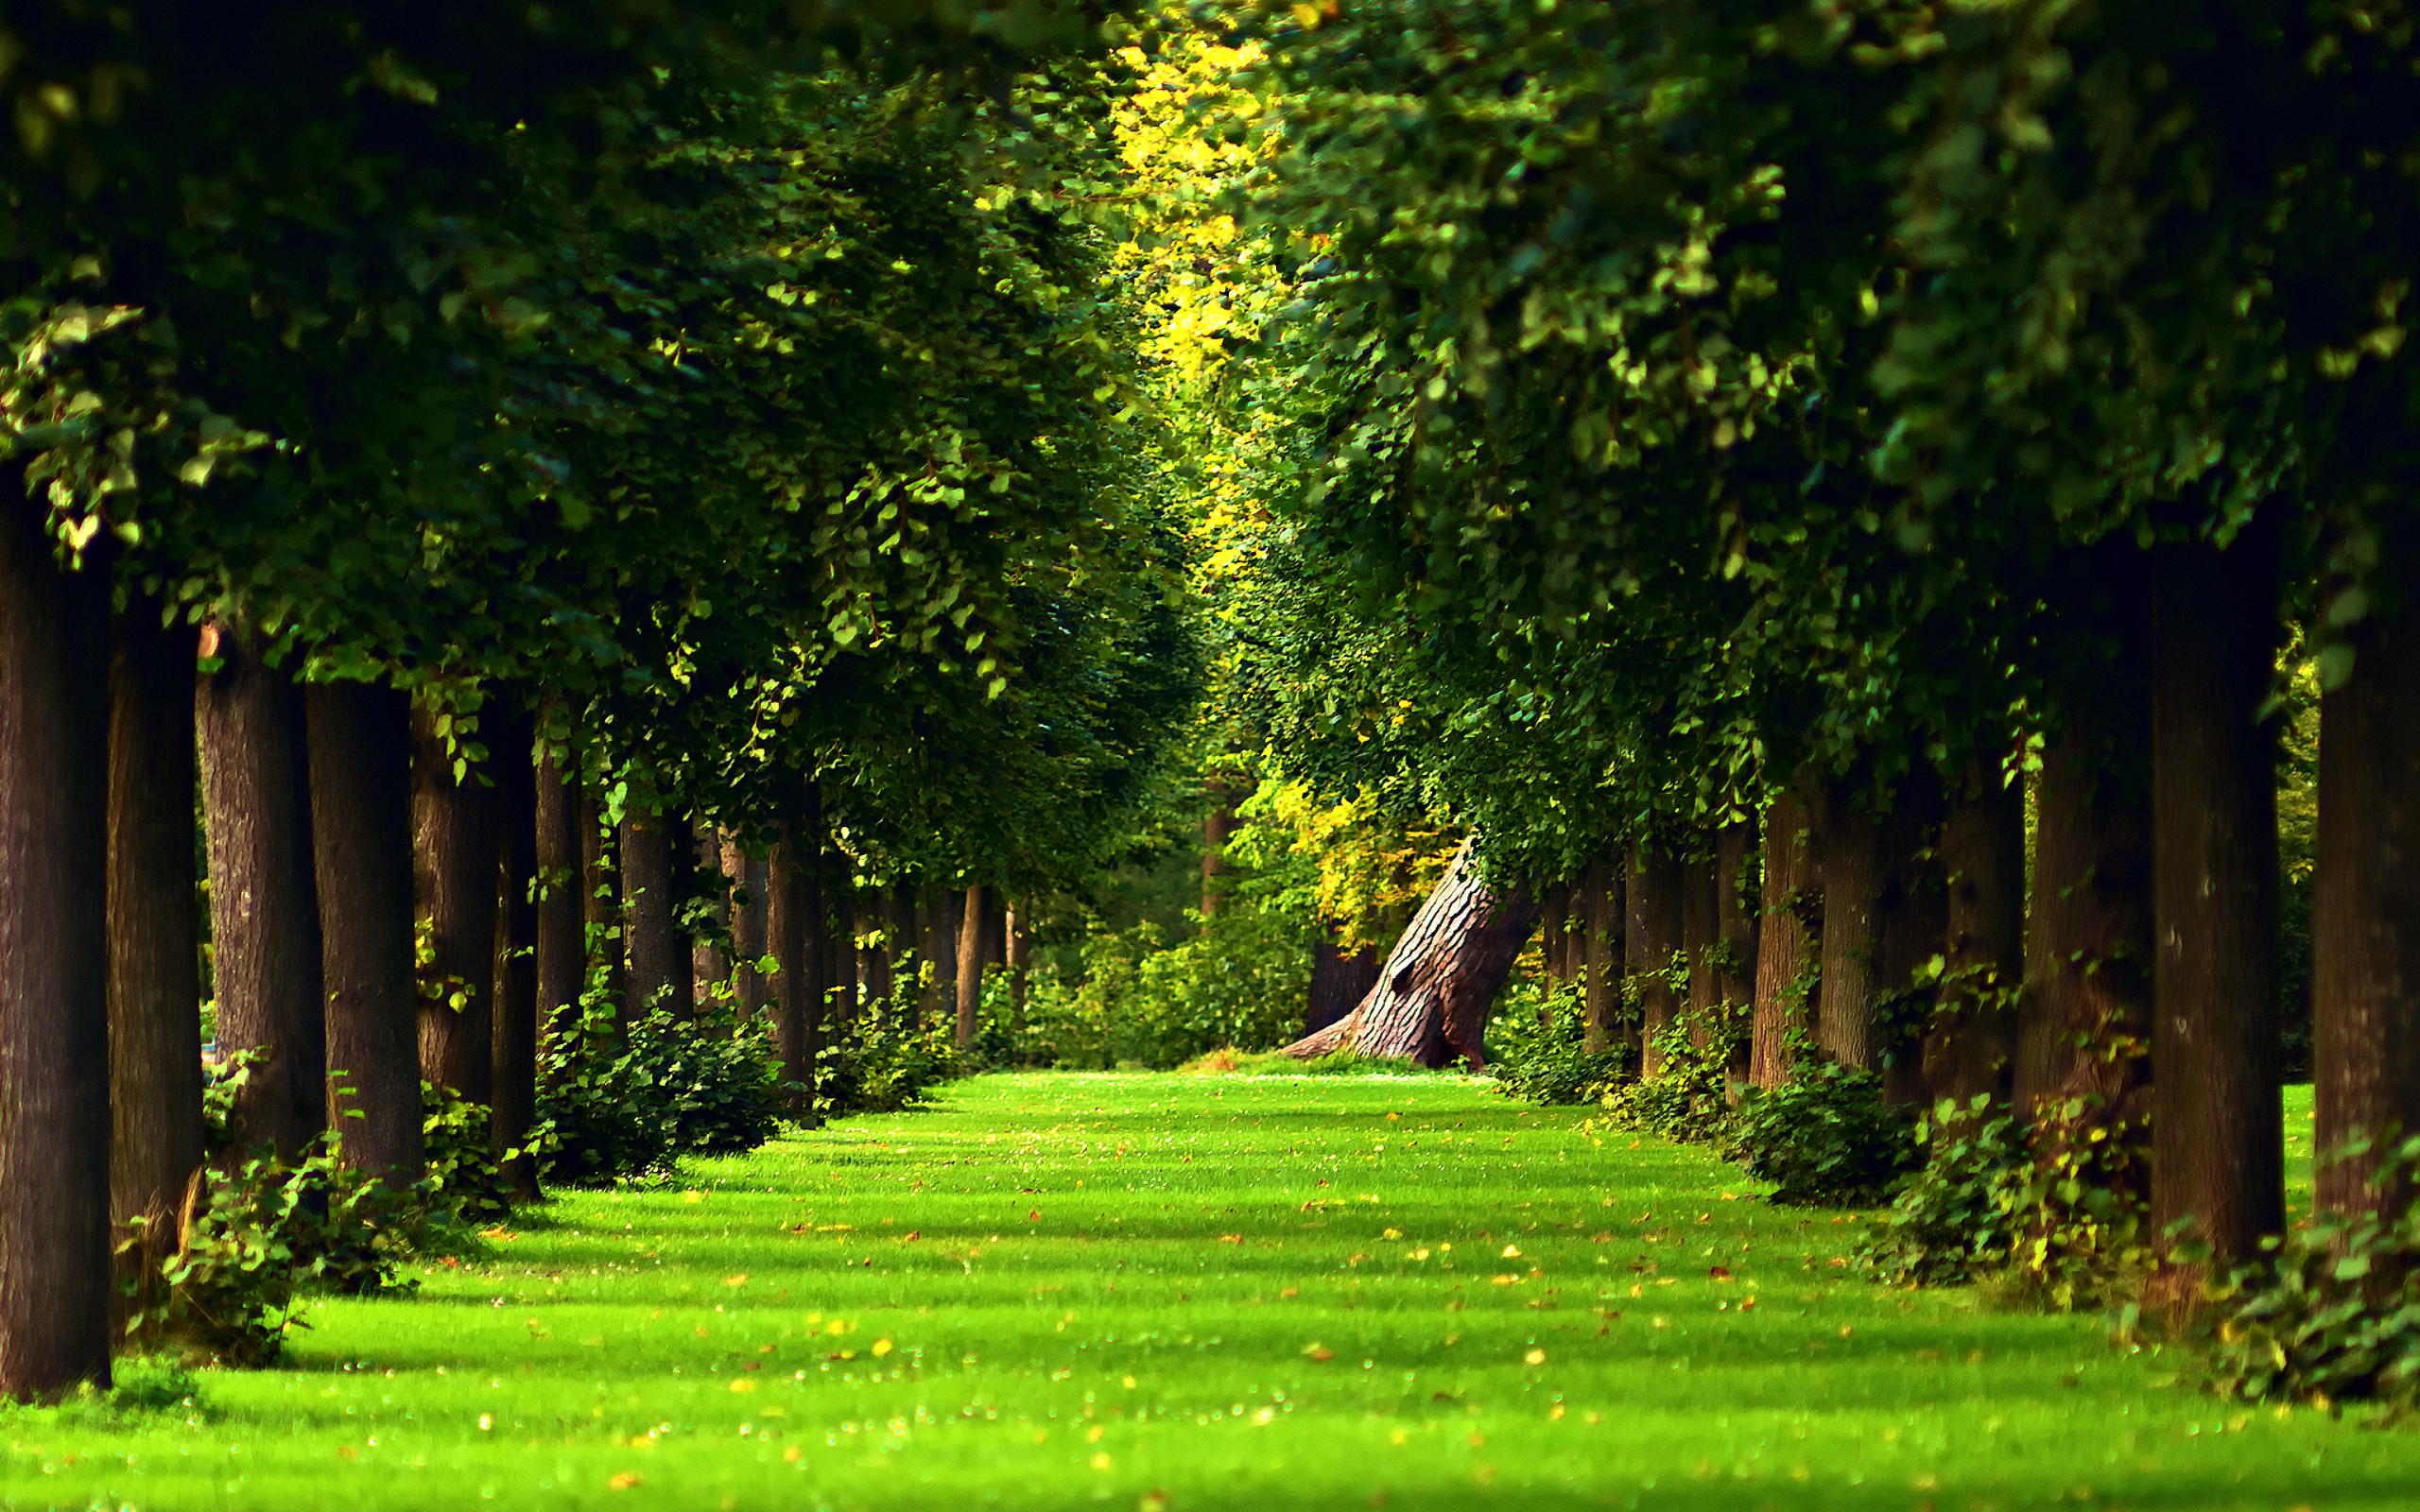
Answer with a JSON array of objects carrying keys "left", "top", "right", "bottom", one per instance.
[
  {"left": 619, "top": 809, "right": 678, "bottom": 1021},
  {"left": 2312, "top": 520, "right": 2420, "bottom": 1222},
  {"left": 533, "top": 737, "right": 584, "bottom": 1060},
  {"left": 1927, "top": 760, "right": 2024, "bottom": 1105},
  {"left": 1281, "top": 838, "right": 1539, "bottom": 1069},
  {"left": 411, "top": 705, "right": 499, "bottom": 1106},
  {"left": 197, "top": 623, "right": 325, "bottom": 1159},
  {"left": 107, "top": 605, "right": 205, "bottom": 1286},
  {"left": 490, "top": 707, "right": 540, "bottom": 1200},
  {"left": 1629, "top": 844, "right": 1683, "bottom": 1076},
  {"left": 2150, "top": 527, "right": 2285, "bottom": 1299},
  {"left": 1751, "top": 785, "right": 1820, "bottom": 1089},
  {"left": 0, "top": 492, "right": 112, "bottom": 1400},
  {"left": 1581, "top": 858, "right": 1623, "bottom": 1051},
  {"left": 307, "top": 681, "right": 424, "bottom": 1183}
]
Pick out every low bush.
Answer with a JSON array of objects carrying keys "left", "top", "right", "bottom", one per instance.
[
  {"left": 534, "top": 993, "right": 794, "bottom": 1185},
  {"left": 1602, "top": 1018, "right": 1737, "bottom": 1143},
  {"left": 818, "top": 999, "right": 962, "bottom": 1116},
  {"left": 1486, "top": 979, "right": 1631, "bottom": 1105},
  {"left": 1014, "top": 902, "right": 1314, "bottom": 1070},
  {"left": 422, "top": 1081, "right": 516, "bottom": 1228},
  {"left": 1858, "top": 1098, "right": 2031, "bottom": 1285},
  {"left": 1724, "top": 1060, "right": 1920, "bottom": 1205}
]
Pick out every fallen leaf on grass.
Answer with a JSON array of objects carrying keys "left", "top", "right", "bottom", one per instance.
[
  {"left": 1303, "top": 1342, "right": 1335, "bottom": 1362},
  {"left": 478, "top": 1226, "right": 516, "bottom": 1242},
  {"left": 1523, "top": 1348, "right": 1547, "bottom": 1365},
  {"left": 683, "top": 1192, "right": 703, "bottom": 1204},
  {"left": 724, "top": 1274, "right": 749, "bottom": 1287},
  {"left": 903, "top": 1230, "right": 920, "bottom": 1242},
  {"left": 1707, "top": 1265, "right": 1733, "bottom": 1280},
  {"left": 729, "top": 1379, "right": 756, "bottom": 1393},
  {"left": 609, "top": 1472, "right": 644, "bottom": 1489},
  {"left": 872, "top": 1338, "right": 894, "bottom": 1357},
  {"left": 1219, "top": 1233, "right": 1243, "bottom": 1245}
]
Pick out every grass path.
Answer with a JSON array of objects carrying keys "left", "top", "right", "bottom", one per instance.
[{"left": 6, "top": 1074, "right": 2413, "bottom": 1510}]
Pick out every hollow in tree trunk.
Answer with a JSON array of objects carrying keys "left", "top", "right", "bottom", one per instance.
[
  {"left": 2150, "top": 526, "right": 2285, "bottom": 1298},
  {"left": 307, "top": 681, "right": 424, "bottom": 1182},
  {"left": 619, "top": 810, "right": 678, "bottom": 1021},
  {"left": 534, "top": 738, "right": 584, "bottom": 1060},
  {"left": 1927, "top": 760, "right": 2024, "bottom": 1105},
  {"left": 489, "top": 707, "right": 539, "bottom": 1200},
  {"left": 2313, "top": 522, "right": 2420, "bottom": 1221},
  {"left": 197, "top": 622, "right": 323, "bottom": 1159},
  {"left": 411, "top": 705, "right": 498, "bottom": 1106},
  {"left": 1281, "top": 838, "right": 1539, "bottom": 1069},
  {"left": 108, "top": 605, "right": 205, "bottom": 1300},
  {"left": 1581, "top": 858, "right": 1623, "bottom": 1051},
  {"left": 1751, "top": 785, "right": 1820, "bottom": 1089},
  {"left": 1629, "top": 844, "right": 1683, "bottom": 1075},
  {"left": 0, "top": 494, "right": 112, "bottom": 1400}
]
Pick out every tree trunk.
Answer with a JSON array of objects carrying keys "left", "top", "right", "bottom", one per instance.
[
  {"left": 880, "top": 883, "right": 916, "bottom": 1009},
  {"left": 490, "top": 708, "right": 540, "bottom": 1200},
  {"left": 692, "top": 825, "right": 730, "bottom": 1012},
  {"left": 826, "top": 852, "right": 856, "bottom": 1028},
  {"left": 1541, "top": 882, "right": 1573, "bottom": 990},
  {"left": 982, "top": 890, "right": 1008, "bottom": 975},
  {"left": 0, "top": 495, "right": 112, "bottom": 1399},
  {"left": 196, "top": 624, "right": 324, "bottom": 1159},
  {"left": 108, "top": 607, "right": 205, "bottom": 1252},
  {"left": 1875, "top": 769, "right": 1946, "bottom": 1107},
  {"left": 722, "top": 833, "right": 765, "bottom": 1015},
  {"left": 1581, "top": 858, "right": 1623, "bottom": 1051},
  {"left": 619, "top": 810, "right": 678, "bottom": 1021},
  {"left": 1006, "top": 906, "right": 1030, "bottom": 1039},
  {"left": 957, "top": 885, "right": 987, "bottom": 1048},
  {"left": 411, "top": 706, "right": 498, "bottom": 1106},
  {"left": 769, "top": 803, "right": 823, "bottom": 1116},
  {"left": 1202, "top": 780, "right": 1238, "bottom": 916},
  {"left": 579, "top": 790, "right": 623, "bottom": 1030},
  {"left": 307, "top": 681, "right": 424, "bottom": 1182},
  {"left": 1282, "top": 838, "right": 1539, "bottom": 1069},
  {"left": 1817, "top": 783, "right": 1884, "bottom": 1072},
  {"left": 1629, "top": 844, "right": 1683, "bottom": 1076},
  {"left": 2150, "top": 528, "right": 2285, "bottom": 1290},
  {"left": 923, "top": 887, "right": 959, "bottom": 1024},
  {"left": 1681, "top": 851, "right": 1719, "bottom": 1043},
  {"left": 533, "top": 738, "right": 584, "bottom": 1058},
  {"left": 1306, "top": 927, "right": 1380, "bottom": 1039},
  {"left": 1927, "top": 761, "right": 2024, "bottom": 1106},
  {"left": 1715, "top": 820, "right": 1758, "bottom": 1079},
  {"left": 1751, "top": 785, "right": 1820, "bottom": 1089},
  {"left": 2312, "top": 525, "right": 2420, "bottom": 1220}
]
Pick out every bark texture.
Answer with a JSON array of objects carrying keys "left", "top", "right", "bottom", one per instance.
[
  {"left": 2312, "top": 543, "right": 2420, "bottom": 1218},
  {"left": 1581, "top": 860, "right": 1624, "bottom": 1052},
  {"left": 1751, "top": 786, "right": 1820, "bottom": 1089},
  {"left": 411, "top": 706, "right": 498, "bottom": 1105},
  {"left": 1281, "top": 839, "right": 1539, "bottom": 1069},
  {"left": 307, "top": 681, "right": 424, "bottom": 1181},
  {"left": 533, "top": 740, "right": 583, "bottom": 1055},
  {"left": 578, "top": 790, "right": 624, "bottom": 1026},
  {"left": 1541, "top": 883, "right": 1573, "bottom": 989},
  {"left": 1927, "top": 764, "right": 2024, "bottom": 1104},
  {"left": 1629, "top": 845, "right": 1683, "bottom": 1075},
  {"left": 1714, "top": 820, "right": 1759, "bottom": 1079},
  {"left": 1306, "top": 929, "right": 1380, "bottom": 1039},
  {"left": 108, "top": 608, "right": 205, "bottom": 1247},
  {"left": 197, "top": 625, "right": 324, "bottom": 1158},
  {"left": 619, "top": 811, "right": 678, "bottom": 1020},
  {"left": 0, "top": 495, "right": 112, "bottom": 1399},
  {"left": 1681, "top": 852, "right": 1720, "bottom": 1038},
  {"left": 1817, "top": 785, "right": 1885, "bottom": 1071},
  {"left": 692, "top": 826, "right": 731, "bottom": 1010},
  {"left": 1875, "top": 773, "right": 1947, "bottom": 1107},
  {"left": 722, "top": 834, "right": 766, "bottom": 1015},
  {"left": 769, "top": 809, "right": 823, "bottom": 1116},
  {"left": 2150, "top": 531, "right": 2285, "bottom": 1282},
  {"left": 957, "top": 884, "right": 987, "bottom": 1048},
  {"left": 490, "top": 710, "right": 539, "bottom": 1198}
]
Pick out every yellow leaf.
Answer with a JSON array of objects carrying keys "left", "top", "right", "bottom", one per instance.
[
  {"left": 724, "top": 1274, "right": 749, "bottom": 1287},
  {"left": 1524, "top": 1348, "right": 1547, "bottom": 1366},
  {"left": 872, "top": 1338, "right": 894, "bottom": 1357},
  {"left": 608, "top": 1472, "right": 644, "bottom": 1490},
  {"left": 729, "top": 1379, "right": 756, "bottom": 1393}
]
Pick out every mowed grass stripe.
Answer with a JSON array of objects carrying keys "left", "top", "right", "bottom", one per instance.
[{"left": 5, "top": 1075, "right": 2414, "bottom": 1509}]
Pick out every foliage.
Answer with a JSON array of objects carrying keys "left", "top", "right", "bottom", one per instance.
[
  {"left": 420, "top": 1082, "right": 516, "bottom": 1229},
  {"left": 1601, "top": 1017, "right": 1738, "bottom": 1146},
  {"left": 106, "top": 1354, "right": 201, "bottom": 1413},
  {"left": 818, "top": 1001, "right": 964, "bottom": 1118},
  {"left": 1016, "top": 896, "right": 1314, "bottom": 1071},
  {"left": 2003, "top": 1091, "right": 2154, "bottom": 1312},
  {"left": 1486, "top": 978, "right": 1630, "bottom": 1106},
  {"left": 2206, "top": 1135, "right": 2420, "bottom": 1412},
  {"left": 1858, "top": 1100, "right": 2032, "bottom": 1287},
  {"left": 533, "top": 992, "right": 792, "bottom": 1186},
  {"left": 1725, "top": 1061, "right": 1921, "bottom": 1208}
]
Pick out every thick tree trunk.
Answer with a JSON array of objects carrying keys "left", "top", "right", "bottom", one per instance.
[
  {"left": 922, "top": 887, "right": 959, "bottom": 1024},
  {"left": 1282, "top": 838, "right": 1539, "bottom": 1069},
  {"left": 1927, "top": 762, "right": 2024, "bottom": 1105},
  {"left": 2312, "top": 529, "right": 2420, "bottom": 1220},
  {"left": 692, "top": 825, "right": 730, "bottom": 1012},
  {"left": 1715, "top": 820, "right": 1758, "bottom": 1079},
  {"left": 1581, "top": 858, "right": 1623, "bottom": 1051},
  {"left": 1307, "top": 926, "right": 1380, "bottom": 1039},
  {"left": 1817, "top": 784, "right": 1884, "bottom": 1072},
  {"left": 721, "top": 833, "right": 764, "bottom": 1015},
  {"left": 981, "top": 890, "right": 1008, "bottom": 975},
  {"left": 0, "top": 496, "right": 112, "bottom": 1399},
  {"left": 307, "top": 681, "right": 424, "bottom": 1182},
  {"left": 769, "top": 807, "right": 823, "bottom": 1116},
  {"left": 490, "top": 709, "right": 539, "bottom": 1199},
  {"left": 1875, "top": 769, "right": 1947, "bottom": 1106},
  {"left": 108, "top": 608, "right": 205, "bottom": 1254},
  {"left": 579, "top": 790, "right": 624, "bottom": 1028},
  {"left": 1681, "top": 851, "right": 1719, "bottom": 1042},
  {"left": 1751, "top": 786, "right": 1820, "bottom": 1089},
  {"left": 197, "top": 624, "right": 324, "bottom": 1158},
  {"left": 411, "top": 705, "right": 499, "bottom": 1106},
  {"left": 619, "top": 810, "right": 678, "bottom": 1021},
  {"left": 533, "top": 739, "right": 584, "bottom": 1057},
  {"left": 2150, "top": 529, "right": 2285, "bottom": 1290},
  {"left": 957, "top": 884, "right": 987, "bottom": 1048},
  {"left": 1629, "top": 845, "right": 1683, "bottom": 1076}
]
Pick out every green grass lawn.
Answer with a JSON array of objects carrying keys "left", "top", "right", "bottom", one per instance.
[{"left": 5, "top": 1074, "right": 2410, "bottom": 1510}]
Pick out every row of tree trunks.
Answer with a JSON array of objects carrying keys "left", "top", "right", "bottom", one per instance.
[{"left": 1281, "top": 839, "right": 1539, "bottom": 1069}]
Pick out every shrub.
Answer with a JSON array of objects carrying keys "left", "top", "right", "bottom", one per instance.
[
  {"left": 1858, "top": 1098, "right": 2031, "bottom": 1285},
  {"left": 1724, "top": 1060, "right": 1921, "bottom": 1205},
  {"left": 1602, "top": 1017, "right": 1737, "bottom": 1143},
  {"left": 2204, "top": 1133, "right": 2420, "bottom": 1411},
  {"left": 819, "top": 1001, "right": 962, "bottom": 1117},
  {"left": 1487, "top": 979, "right": 1631, "bottom": 1105},
  {"left": 2001, "top": 1089, "right": 2152, "bottom": 1311},
  {"left": 421, "top": 1081, "right": 515, "bottom": 1228},
  {"left": 1013, "top": 901, "right": 1315, "bottom": 1071},
  {"left": 534, "top": 992, "right": 794, "bottom": 1185}
]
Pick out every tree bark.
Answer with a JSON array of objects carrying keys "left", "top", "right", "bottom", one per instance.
[
  {"left": 2150, "top": 528, "right": 2285, "bottom": 1288},
  {"left": 1541, "top": 882, "right": 1572, "bottom": 990},
  {"left": 1927, "top": 761, "right": 2024, "bottom": 1105},
  {"left": 1751, "top": 785, "right": 1821, "bottom": 1089},
  {"left": 533, "top": 738, "right": 584, "bottom": 1057},
  {"left": 721, "top": 833, "right": 765, "bottom": 1015},
  {"left": 1282, "top": 838, "right": 1539, "bottom": 1069},
  {"left": 197, "top": 624, "right": 324, "bottom": 1159},
  {"left": 769, "top": 800, "right": 823, "bottom": 1117},
  {"left": 1715, "top": 820, "right": 1758, "bottom": 1079},
  {"left": 1581, "top": 858, "right": 1623, "bottom": 1051},
  {"left": 619, "top": 810, "right": 678, "bottom": 1021},
  {"left": 2312, "top": 525, "right": 2420, "bottom": 1220},
  {"left": 579, "top": 789, "right": 624, "bottom": 1031},
  {"left": 411, "top": 705, "right": 498, "bottom": 1106},
  {"left": 1875, "top": 769, "right": 1947, "bottom": 1107},
  {"left": 108, "top": 607, "right": 205, "bottom": 1251},
  {"left": 0, "top": 494, "right": 112, "bottom": 1399},
  {"left": 957, "top": 884, "right": 987, "bottom": 1048},
  {"left": 307, "top": 681, "right": 424, "bottom": 1182},
  {"left": 826, "top": 852, "right": 857, "bottom": 1027},
  {"left": 1629, "top": 844, "right": 1683, "bottom": 1076},
  {"left": 1817, "top": 783, "right": 1884, "bottom": 1072},
  {"left": 1006, "top": 905, "right": 1030, "bottom": 1039},
  {"left": 1307, "top": 927, "right": 1380, "bottom": 1039},
  {"left": 1681, "top": 851, "right": 1719, "bottom": 1042},
  {"left": 922, "top": 886, "right": 960, "bottom": 1024},
  {"left": 490, "top": 708, "right": 540, "bottom": 1200},
  {"left": 692, "top": 825, "right": 730, "bottom": 1012}
]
